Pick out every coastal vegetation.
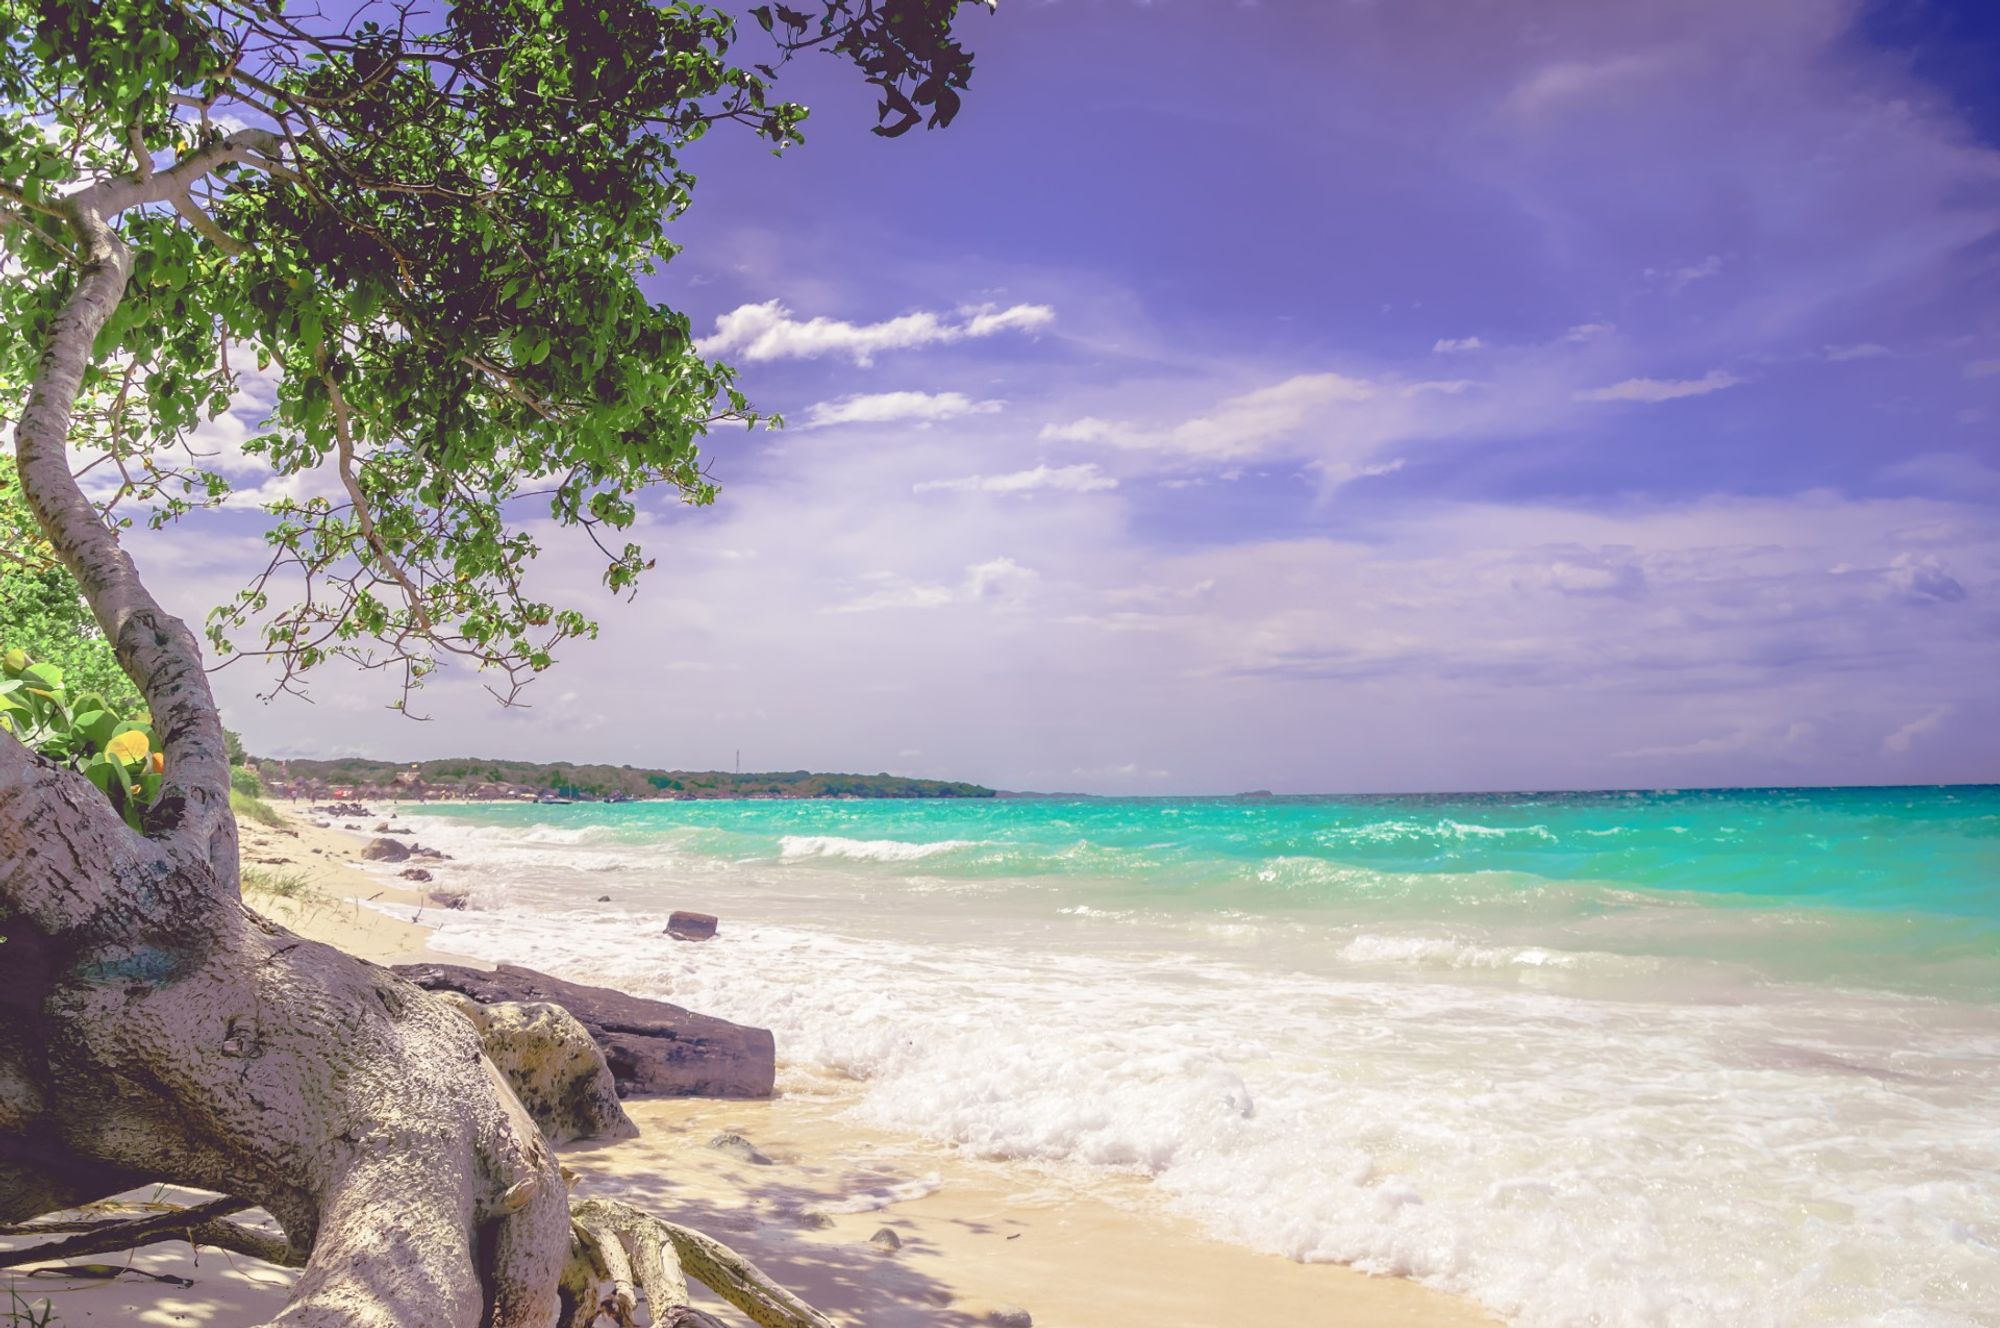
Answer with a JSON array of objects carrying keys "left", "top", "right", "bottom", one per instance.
[
  {"left": 0, "top": 1, "right": 988, "bottom": 1324},
  {"left": 264, "top": 754, "right": 995, "bottom": 801}
]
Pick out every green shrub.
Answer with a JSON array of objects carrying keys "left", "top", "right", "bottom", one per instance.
[
  {"left": 0, "top": 647, "right": 160, "bottom": 830},
  {"left": 230, "top": 764, "right": 265, "bottom": 797}
]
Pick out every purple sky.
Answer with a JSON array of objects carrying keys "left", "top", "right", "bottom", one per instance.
[{"left": 158, "top": 0, "right": 2000, "bottom": 792}]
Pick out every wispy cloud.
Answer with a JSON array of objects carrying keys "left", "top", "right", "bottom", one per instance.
[
  {"left": 1432, "top": 336, "right": 1485, "bottom": 354},
  {"left": 1574, "top": 370, "right": 1741, "bottom": 403},
  {"left": 1621, "top": 721, "right": 1814, "bottom": 762},
  {"left": 696, "top": 300, "right": 1054, "bottom": 365},
  {"left": 915, "top": 463, "right": 1117, "bottom": 495},
  {"left": 1883, "top": 705, "right": 1952, "bottom": 755},
  {"left": 826, "top": 557, "right": 1040, "bottom": 614},
  {"left": 1884, "top": 552, "right": 1967, "bottom": 605},
  {"left": 1822, "top": 343, "right": 1891, "bottom": 362},
  {"left": 1648, "top": 254, "right": 1725, "bottom": 292},
  {"left": 1966, "top": 359, "right": 2000, "bottom": 379},
  {"left": 1508, "top": 53, "right": 1674, "bottom": 116},
  {"left": 1041, "top": 373, "right": 1376, "bottom": 460},
  {"left": 802, "top": 390, "right": 1003, "bottom": 429}
]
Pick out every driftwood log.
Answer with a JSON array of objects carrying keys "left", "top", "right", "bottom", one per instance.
[{"left": 395, "top": 963, "right": 777, "bottom": 1100}]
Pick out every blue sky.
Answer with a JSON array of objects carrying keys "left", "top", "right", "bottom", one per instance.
[{"left": 165, "top": 0, "right": 2000, "bottom": 792}]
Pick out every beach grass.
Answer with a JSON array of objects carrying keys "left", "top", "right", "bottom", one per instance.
[
  {"left": 4, "top": 1281, "right": 56, "bottom": 1327},
  {"left": 230, "top": 788, "right": 284, "bottom": 828},
  {"left": 241, "top": 864, "right": 318, "bottom": 898}
]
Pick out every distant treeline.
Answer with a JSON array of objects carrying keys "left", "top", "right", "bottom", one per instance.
[{"left": 257, "top": 755, "right": 995, "bottom": 801}]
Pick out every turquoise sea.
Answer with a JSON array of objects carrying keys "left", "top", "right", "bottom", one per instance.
[{"left": 386, "top": 787, "right": 2000, "bottom": 1325}]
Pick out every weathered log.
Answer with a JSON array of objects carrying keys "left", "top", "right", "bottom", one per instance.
[{"left": 395, "top": 964, "right": 776, "bottom": 1100}]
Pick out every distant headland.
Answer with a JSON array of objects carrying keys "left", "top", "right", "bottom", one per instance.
[{"left": 254, "top": 756, "right": 995, "bottom": 802}]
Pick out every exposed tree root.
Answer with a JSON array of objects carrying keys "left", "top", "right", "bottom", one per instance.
[
  {"left": 565, "top": 1197, "right": 832, "bottom": 1328},
  {"left": 0, "top": 1195, "right": 301, "bottom": 1269},
  {"left": 0, "top": 1190, "right": 837, "bottom": 1328}
]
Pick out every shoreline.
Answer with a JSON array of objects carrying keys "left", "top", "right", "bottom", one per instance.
[{"left": 1, "top": 803, "right": 1494, "bottom": 1327}]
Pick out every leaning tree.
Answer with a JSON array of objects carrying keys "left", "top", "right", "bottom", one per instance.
[{"left": 0, "top": 1, "right": 984, "bottom": 1323}]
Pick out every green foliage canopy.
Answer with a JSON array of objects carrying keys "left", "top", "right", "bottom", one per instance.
[{"left": 1, "top": 0, "right": 985, "bottom": 710}]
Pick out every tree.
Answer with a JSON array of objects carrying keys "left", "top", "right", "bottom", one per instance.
[{"left": 0, "top": 2, "right": 986, "bottom": 1324}]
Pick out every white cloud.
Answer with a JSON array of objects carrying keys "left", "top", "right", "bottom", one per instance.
[
  {"left": 802, "top": 391, "right": 1002, "bottom": 429},
  {"left": 1508, "top": 54, "right": 1674, "bottom": 116},
  {"left": 1822, "top": 343, "right": 1891, "bottom": 362},
  {"left": 1884, "top": 552, "right": 1967, "bottom": 604},
  {"left": 1041, "top": 373, "right": 1377, "bottom": 461},
  {"left": 1882, "top": 706, "right": 1952, "bottom": 755},
  {"left": 695, "top": 300, "right": 1054, "bottom": 366},
  {"left": 1965, "top": 358, "right": 2000, "bottom": 379},
  {"left": 1432, "top": 336, "right": 1485, "bottom": 354},
  {"left": 962, "top": 305, "right": 1054, "bottom": 337},
  {"left": 1320, "top": 458, "right": 1406, "bottom": 486},
  {"left": 1403, "top": 379, "right": 1479, "bottom": 396},
  {"left": 1648, "top": 254, "right": 1725, "bottom": 292},
  {"left": 826, "top": 557, "right": 1039, "bottom": 613},
  {"left": 1574, "top": 370, "right": 1741, "bottom": 403},
  {"left": 915, "top": 463, "right": 1117, "bottom": 495},
  {"left": 1563, "top": 322, "right": 1616, "bottom": 343}
]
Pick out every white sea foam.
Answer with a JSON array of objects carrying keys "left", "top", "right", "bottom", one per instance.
[
  {"left": 410, "top": 817, "right": 2000, "bottom": 1328},
  {"left": 818, "top": 1174, "right": 943, "bottom": 1214},
  {"left": 1334, "top": 932, "right": 1673, "bottom": 978},
  {"left": 778, "top": 835, "right": 980, "bottom": 863}
]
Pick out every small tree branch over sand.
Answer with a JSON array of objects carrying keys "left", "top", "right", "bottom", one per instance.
[{"left": 0, "top": 2, "right": 987, "bottom": 1323}]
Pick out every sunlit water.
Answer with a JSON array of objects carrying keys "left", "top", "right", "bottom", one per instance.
[{"left": 381, "top": 789, "right": 2000, "bottom": 1326}]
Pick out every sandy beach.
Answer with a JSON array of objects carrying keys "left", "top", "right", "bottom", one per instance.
[{"left": 1, "top": 804, "right": 1490, "bottom": 1327}]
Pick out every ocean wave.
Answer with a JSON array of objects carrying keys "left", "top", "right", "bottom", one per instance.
[
  {"left": 778, "top": 835, "right": 982, "bottom": 863},
  {"left": 1335, "top": 932, "right": 1680, "bottom": 980},
  {"left": 418, "top": 898, "right": 2000, "bottom": 1328},
  {"left": 1323, "top": 818, "right": 1560, "bottom": 846}
]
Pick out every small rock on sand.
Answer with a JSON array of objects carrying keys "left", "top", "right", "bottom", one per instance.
[
  {"left": 427, "top": 889, "right": 469, "bottom": 911},
  {"left": 707, "top": 1132, "right": 772, "bottom": 1165},
  {"left": 361, "top": 837, "right": 410, "bottom": 862},
  {"left": 596, "top": 894, "right": 612, "bottom": 902},
  {"left": 400, "top": 868, "right": 433, "bottom": 883},
  {"left": 795, "top": 1207, "right": 834, "bottom": 1230},
  {"left": 666, "top": 910, "right": 718, "bottom": 941},
  {"left": 988, "top": 1308, "right": 1033, "bottom": 1328},
  {"left": 869, "top": 1227, "right": 902, "bottom": 1251}
]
